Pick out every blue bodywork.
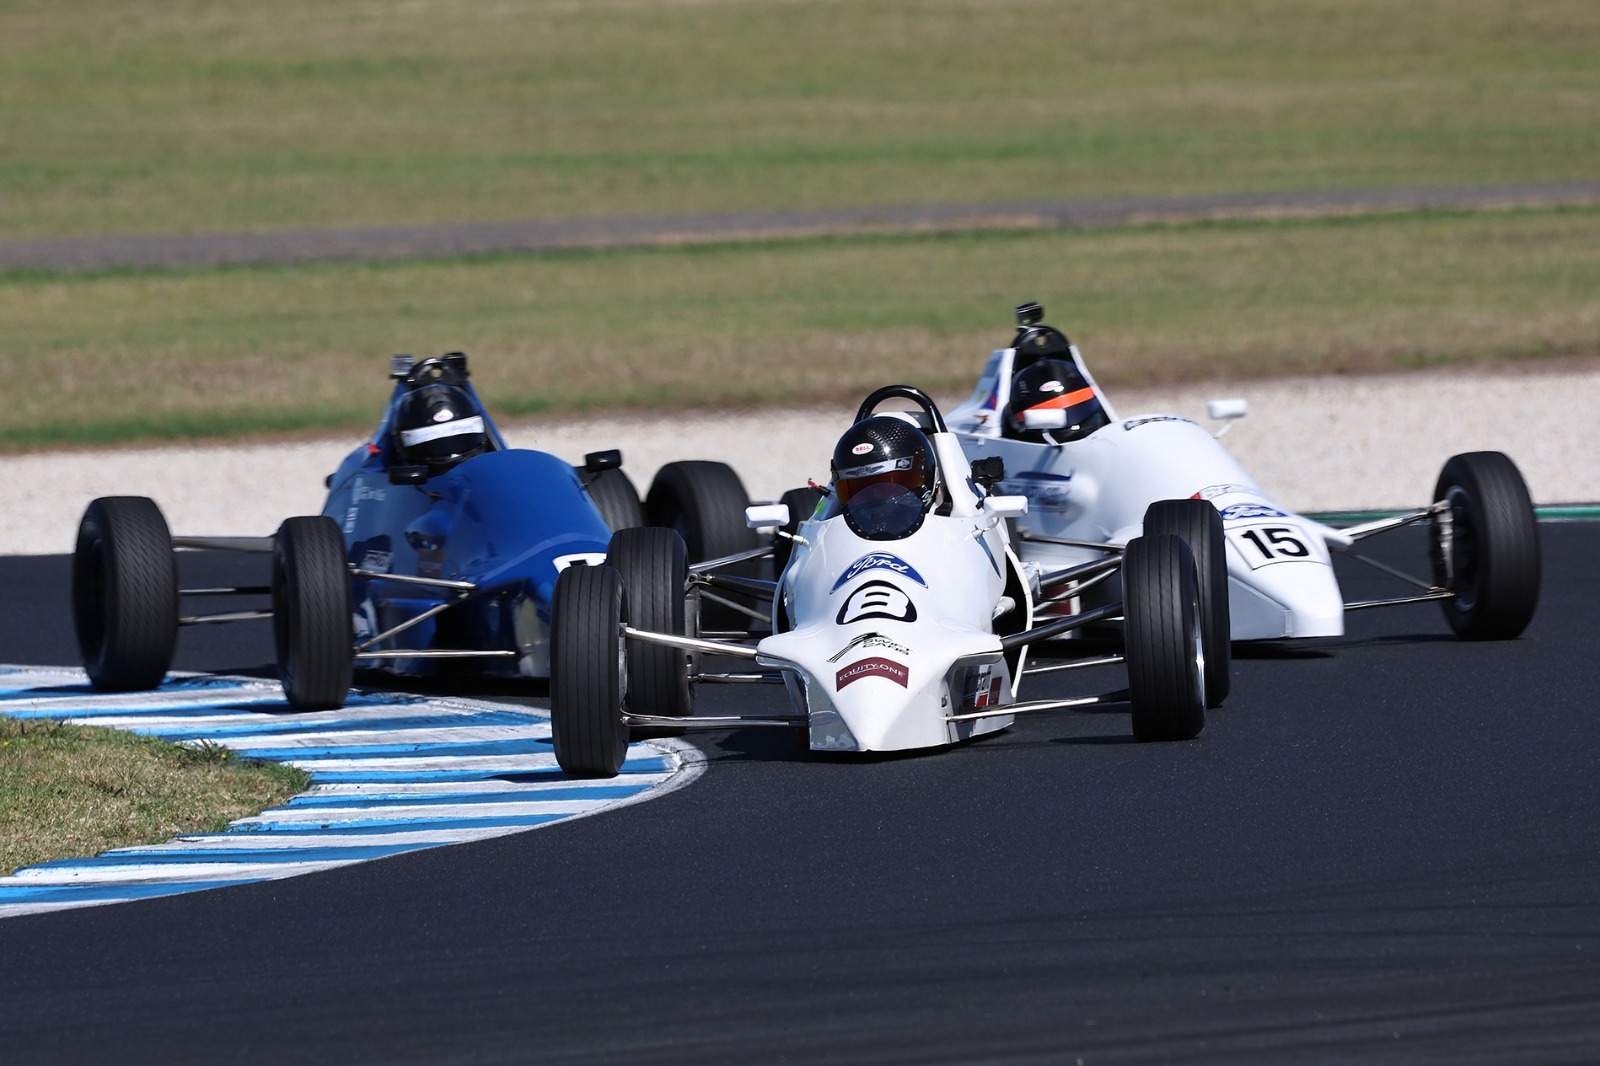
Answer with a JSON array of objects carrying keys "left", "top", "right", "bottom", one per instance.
[{"left": 320, "top": 365, "right": 613, "bottom": 679}]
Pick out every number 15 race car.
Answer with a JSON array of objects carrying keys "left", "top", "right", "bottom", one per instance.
[
  {"left": 71, "top": 352, "right": 759, "bottom": 709},
  {"left": 947, "top": 302, "right": 1542, "bottom": 663},
  {"left": 545, "top": 385, "right": 1229, "bottom": 778}
]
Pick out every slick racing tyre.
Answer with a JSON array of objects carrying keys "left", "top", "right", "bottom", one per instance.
[
  {"left": 645, "top": 460, "right": 760, "bottom": 633},
  {"left": 72, "top": 496, "right": 178, "bottom": 692},
  {"left": 272, "top": 516, "right": 353, "bottom": 711},
  {"left": 772, "top": 486, "right": 825, "bottom": 581},
  {"left": 1430, "top": 451, "right": 1540, "bottom": 640},
  {"left": 584, "top": 466, "right": 645, "bottom": 532},
  {"left": 1122, "top": 534, "right": 1206, "bottom": 743},
  {"left": 1143, "top": 498, "right": 1231, "bottom": 707},
  {"left": 550, "top": 563, "right": 630, "bottom": 778},
  {"left": 607, "top": 526, "right": 692, "bottom": 719}
]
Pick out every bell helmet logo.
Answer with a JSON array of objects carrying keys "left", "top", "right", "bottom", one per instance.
[
  {"left": 851, "top": 442, "right": 874, "bottom": 455},
  {"left": 831, "top": 552, "right": 928, "bottom": 592}
]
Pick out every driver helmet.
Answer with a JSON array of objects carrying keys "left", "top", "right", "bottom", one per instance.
[
  {"left": 830, "top": 416, "right": 938, "bottom": 540},
  {"left": 393, "top": 383, "right": 489, "bottom": 469},
  {"left": 1006, "top": 358, "right": 1108, "bottom": 442}
]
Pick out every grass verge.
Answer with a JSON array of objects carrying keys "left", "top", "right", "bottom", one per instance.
[
  {"left": 3, "top": 204, "right": 1598, "bottom": 450},
  {"left": 0, "top": 715, "right": 310, "bottom": 877}
]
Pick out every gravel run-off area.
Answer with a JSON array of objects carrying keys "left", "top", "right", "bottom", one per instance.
[{"left": 11, "top": 362, "right": 1597, "bottom": 557}]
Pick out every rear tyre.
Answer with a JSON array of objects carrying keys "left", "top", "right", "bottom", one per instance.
[
  {"left": 607, "top": 526, "right": 691, "bottom": 718},
  {"left": 1143, "top": 498, "right": 1231, "bottom": 707},
  {"left": 272, "top": 516, "right": 353, "bottom": 710},
  {"left": 72, "top": 496, "right": 178, "bottom": 691},
  {"left": 645, "top": 460, "right": 759, "bottom": 632},
  {"left": 550, "top": 564, "right": 630, "bottom": 778},
  {"left": 1123, "top": 534, "right": 1206, "bottom": 742},
  {"left": 1430, "top": 451, "right": 1540, "bottom": 640},
  {"left": 584, "top": 467, "right": 644, "bottom": 532},
  {"left": 772, "top": 486, "right": 825, "bottom": 580}
]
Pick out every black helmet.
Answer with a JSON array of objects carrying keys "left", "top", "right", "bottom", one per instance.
[
  {"left": 830, "top": 416, "right": 937, "bottom": 540},
  {"left": 393, "top": 383, "right": 489, "bottom": 468},
  {"left": 1005, "top": 358, "right": 1108, "bottom": 442}
]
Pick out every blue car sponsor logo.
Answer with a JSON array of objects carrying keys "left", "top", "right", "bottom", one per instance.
[
  {"left": 831, "top": 553, "right": 928, "bottom": 593},
  {"left": 1219, "top": 502, "right": 1288, "bottom": 521}
]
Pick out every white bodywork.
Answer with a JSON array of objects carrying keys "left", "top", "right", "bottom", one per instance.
[
  {"left": 755, "top": 432, "right": 1030, "bottom": 752},
  {"left": 949, "top": 345, "right": 1346, "bottom": 640}
]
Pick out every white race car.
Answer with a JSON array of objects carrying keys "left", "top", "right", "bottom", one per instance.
[
  {"left": 948, "top": 302, "right": 1542, "bottom": 678},
  {"left": 546, "top": 385, "right": 1225, "bottom": 777}
]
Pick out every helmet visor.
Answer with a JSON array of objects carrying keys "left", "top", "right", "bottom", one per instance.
[{"left": 839, "top": 481, "right": 927, "bottom": 540}]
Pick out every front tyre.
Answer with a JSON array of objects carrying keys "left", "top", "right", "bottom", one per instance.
[
  {"left": 1143, "top": 498, "right": 1231, "bottom": 707},
  {"left": 72, "top": 496, "right": 178, "bottom": 691},
  {"left": 1431, "top": 451, "right": 1540, "bottom": 640},
  {"left": 1123, "top": 534, "right": 1206, "bottom": 742},
  {"left": 607, "top": 526, "right": 691, "bottom": 718},
  {"left": 272, "top": 516, "right": 353, "bottom": 710},
  {"left": 550, "top": 564, "right": 630, "bottom": 778}
]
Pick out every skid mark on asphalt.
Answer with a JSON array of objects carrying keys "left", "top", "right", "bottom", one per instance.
[{"left": 0, "top": 666, "right": 702, "bottom": 918}]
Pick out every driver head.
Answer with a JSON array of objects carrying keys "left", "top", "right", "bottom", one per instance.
[
  {"left": 1006, "top": 358, "right": 1108, "bottom": 442},
  {"left": 830, "top": 416, "right": 938, "bottom": 540}
]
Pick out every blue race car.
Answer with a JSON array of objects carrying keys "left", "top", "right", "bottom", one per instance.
[{"left": 71, "top": 352, "right": 759, "bottom": 710}]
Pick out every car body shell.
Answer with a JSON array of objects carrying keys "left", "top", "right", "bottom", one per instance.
[
  {"left": 949, "top": 343, "right": 1347, "bottom": 640},
  {"left": 754, "top": 428, "right": 1034, "bottom": 752},
  {"left": 322, "top": 372, "right": 612, "bottom": 678}
]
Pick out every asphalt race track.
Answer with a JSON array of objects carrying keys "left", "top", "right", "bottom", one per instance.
[{"left": 1, "top": 523, "right": 1597, "bottom": 1064}]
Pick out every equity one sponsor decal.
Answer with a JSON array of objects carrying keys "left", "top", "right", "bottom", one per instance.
[{"left": 835, "top": 656, "right": 910, "bottom": 690}]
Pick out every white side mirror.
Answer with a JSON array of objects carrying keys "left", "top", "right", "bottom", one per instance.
[
  {"left": 1206, "top": 398, "right": 1248, "bottom": 437},
  {"left": 1021, "top": 408, "right": 1071, "bottom": 430},
  {"left": 982, "top": 495, "right": 1029, "bottom": 519},
  {"left": 745, "top": 503, "right": 791, "bottom": 530}
]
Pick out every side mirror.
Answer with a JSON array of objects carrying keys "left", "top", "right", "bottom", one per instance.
[
  {"left": 1021, "top": 408, "right": 1071, "bottom": 431},
  {"left": 1206, "top": 398, "right": 1248, "bottom": 437},
  {"left": 745, "top": 503, "right": 791, "bottom": 531},
  {"left": 982, "top": 495, "right": 1029, "bottom": 519},
  {"left": 583, "top": 449, "right": 622, "bottom": 473}
]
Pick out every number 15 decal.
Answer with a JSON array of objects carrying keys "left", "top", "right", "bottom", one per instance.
[{"left": 1231, "top": 524, "right": 1312, "bottom": 567}]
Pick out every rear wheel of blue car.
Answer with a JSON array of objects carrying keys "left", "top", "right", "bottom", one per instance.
[
  {"left": 608, "top": 526, "right": 691, "bottom": 720},
  {"left": 1123, "top": 534, "right": 1206, "bottom": 742},
  {"left": 272, "top": 516, "right": 353, "bottom": 711},
  {"left": 584, "top": 467, "right": 645, "bottom": 532},
  {"left": 645, "top": 461, "right": 760, "bottom": 634},
  {"left": 550, "top": 563, "right": 629, "bottom": 778},
  {"left": 1143, "top": 498, "right": 1231, "bottom": 707},
  {"left": 72, "top": 496, "right": 178, "bottom": 692},
  {"left": 1431, "top": 451, "right": 1541, "bottom": 640}
]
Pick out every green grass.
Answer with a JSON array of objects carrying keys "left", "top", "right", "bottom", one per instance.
[
  {"left": 2, "top": 204, "right": 1597, "bottom": 450},
  {"left": 0, "top": 715, "right": 309, "bottom": 876},
  {"left": 2, "top": 0, "right": 1596, "bottom": 238}
]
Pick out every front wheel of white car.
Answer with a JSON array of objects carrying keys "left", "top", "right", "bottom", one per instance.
[
  {"left": 1430, "top": 451, "right": 1540, "bottom": 640},
  {"left": 607, "top": 526, "right": 691, "bottom": 720},
  {"left": 1143, "top": 498, "right": 1231, "bottom": 708},
  {"left": 550, "top": 563, "right": 630, "bottom": 778},
  {"left": 1123, "top": 534, "right": 1206, "bottom": 742}
]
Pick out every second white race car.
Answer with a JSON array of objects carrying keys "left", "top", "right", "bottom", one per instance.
[{"left": 948, "top": 302, "right": 1542, "bottom": 679}]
